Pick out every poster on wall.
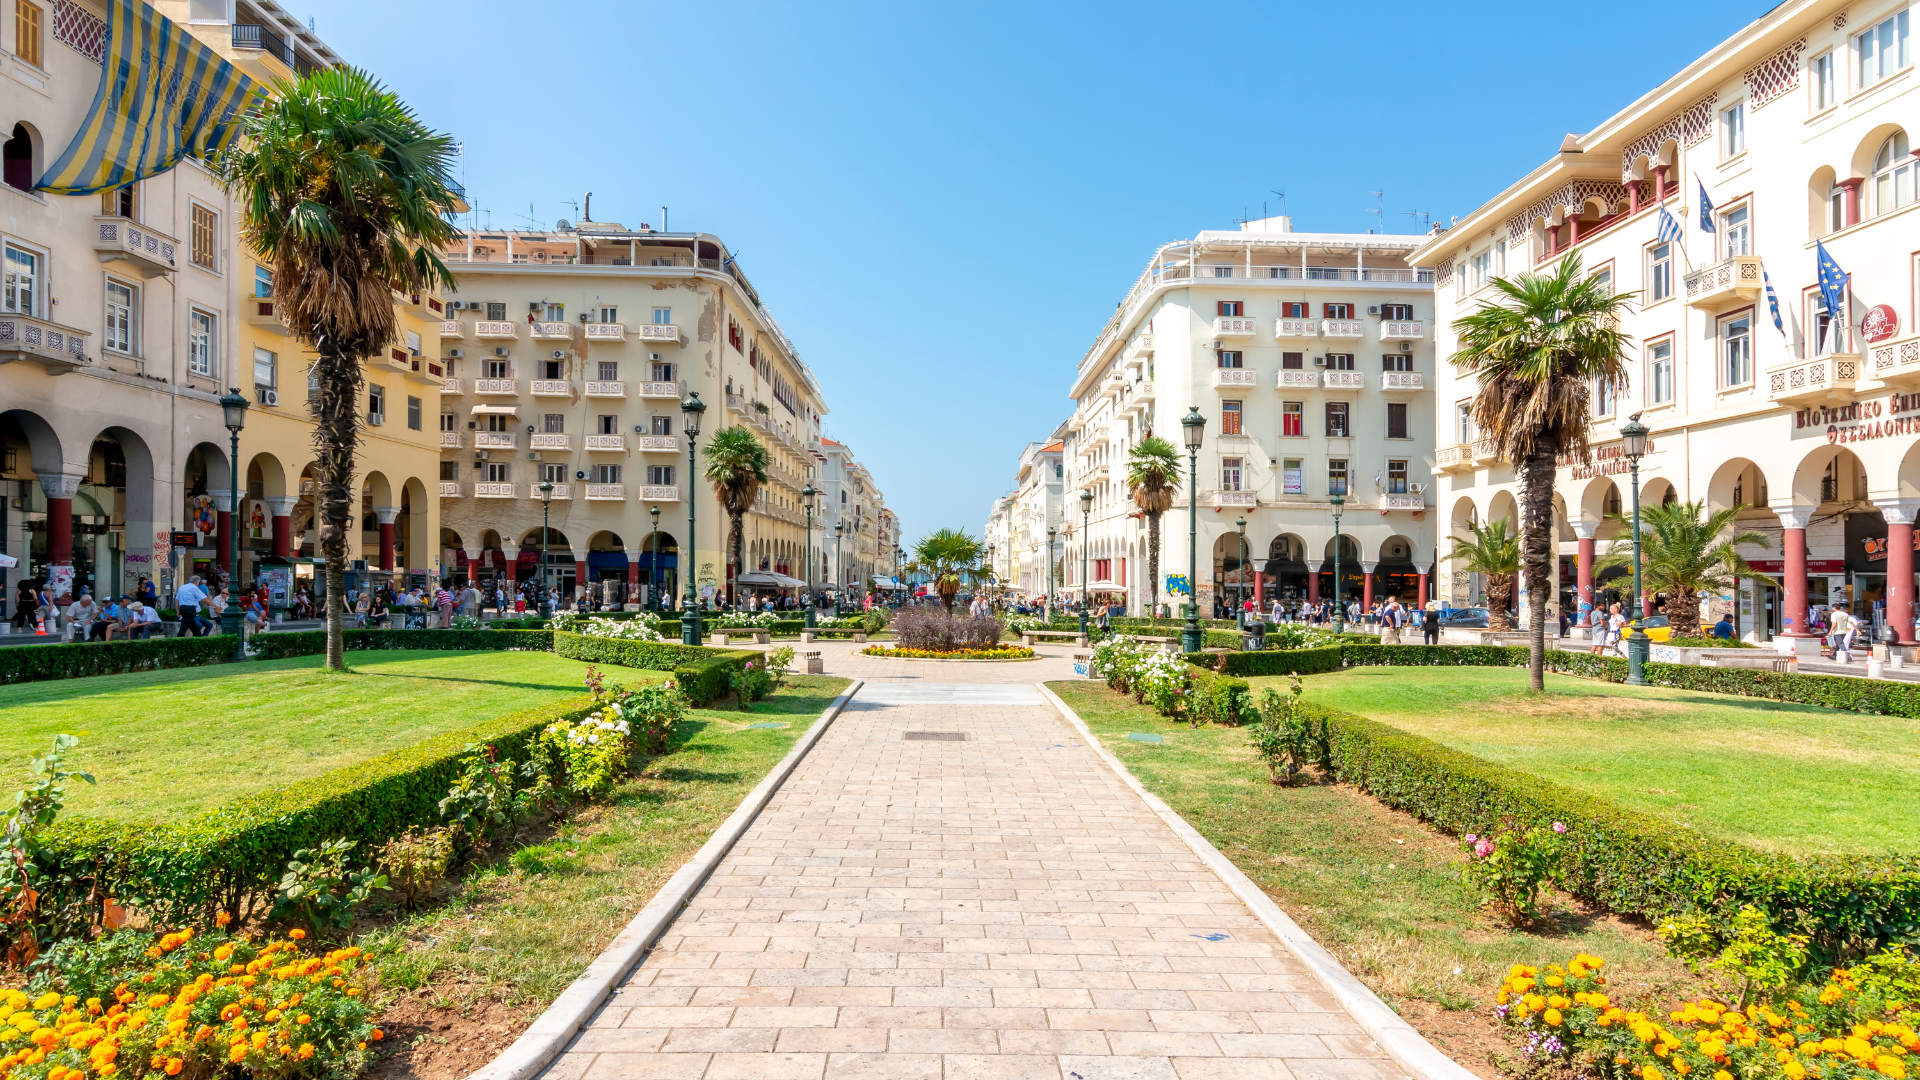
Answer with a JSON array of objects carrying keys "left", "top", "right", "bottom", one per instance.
[
  {"left": 1283, "top": 467, "right": 1302, "bottom": 495},
  {"left": 187, "top": 495, "right": 216, "bottom": 539},
  {"left": 246, "top": 500, "right": 269, "bottom": 540},
  {"left": 47, "top": 564, "right": 74, "bottom": 603}
]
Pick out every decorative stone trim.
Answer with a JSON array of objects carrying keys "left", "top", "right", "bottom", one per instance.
[
  {"left": 1620, "top": 92, "right": 1717, "bottom": 178},
  {"left": 1746, "top": 38, "right": 1806, "bottom": 110}
]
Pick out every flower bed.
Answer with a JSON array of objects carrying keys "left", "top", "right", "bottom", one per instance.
[{"left": 860, "top": 645, "right": 1036, "bottom": 660}]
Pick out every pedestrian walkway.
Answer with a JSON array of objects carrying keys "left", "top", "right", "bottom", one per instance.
[{"left": 540, "top": 650, "right": 1405, "bottom": 1080}]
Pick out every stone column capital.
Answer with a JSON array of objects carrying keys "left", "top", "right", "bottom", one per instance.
[
  {"left": 623, "top": 549, "right": 642, "bottom": 560},
  {"left": 265, "top": 496, "right": 299, "bottom": 517},
  {"left": 371, "top": 506, "right": 400, "bottom": 525},
  {"left": 1877, "top": 499, "right": 1920, "bottom": 526},
  {"left": 1360, "top": 562, "right": 1378, "bottom": 574},
  {"left": 208, "top": 492, "right": 234, "bottom": 513},
  {"left": 1305, "top": 561, "right": 1323, "bottom": 573},
  {"left": 1571, "top": 519, "right": 1600, "bottom": 541},
  {"left": 35, "top": 473, "right": 83, "bottom": 500},
  {"left": 1775, "top": 505, "right": 1818, "bottom": 530},
  {"left": 569, "top": 549, "right": 589, "bottom": 562},
  {"left": 463, "top": 549, "right": 483, "bottom": 560}
]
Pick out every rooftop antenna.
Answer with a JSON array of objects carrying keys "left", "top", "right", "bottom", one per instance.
[
  {"left": 1402, "top": 208, "right": 1432, "bottom": 232},
  {"left": 1366, "top": 191, "right": 1385, "bottom": 233},
  {"left": 1270, "top": 190, "right": 1286, "bottom": 217},
  {"left": 518, "top": 203, "right": 542, "bottom": 231},
  {"left": 561, "top": 197, "right": 580, "bottom": 222}
]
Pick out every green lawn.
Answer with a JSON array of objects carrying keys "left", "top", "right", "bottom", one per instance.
[
  {"left": 0, "top": 650, "right": 638, "bottom": 822},
  {"left": 1252, "top": 666, "right": 1920, "bottom": 857}
]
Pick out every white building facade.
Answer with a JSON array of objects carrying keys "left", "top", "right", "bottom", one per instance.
[{"left": 1412, "top": 0, "right": 1920, "bottom": 644}]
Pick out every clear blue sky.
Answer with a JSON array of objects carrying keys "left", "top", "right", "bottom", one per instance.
[{"left": 301, "top": 0, "right": 1762, "bottom": 547}]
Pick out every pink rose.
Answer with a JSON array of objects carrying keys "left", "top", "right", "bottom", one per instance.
[
  {"left": 1474, "top": 840, "right": 1495, "bottom": 857},
  {"left": 1551, "top": 822, "right": 1567, "bottom": 834},
  {"left": 1464, "top": 834, "right": 1478, "bottom": 843}
]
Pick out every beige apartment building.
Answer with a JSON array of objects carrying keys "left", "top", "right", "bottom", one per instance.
[
  {"left": 1065, "top": 217, "right": 1438, "bottom": 617},
  {"left": 1411, "top": 0, "right": 1919, "bottom": 646},
  {"left": 434, "top": 221, "right": 846, "bottom": 607}
]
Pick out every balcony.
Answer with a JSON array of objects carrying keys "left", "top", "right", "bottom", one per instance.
[
  {"left": 1321, "top": 320, "right": 1365, "bottom": 339},
  {"left": 637, "top": 324, "right": 681, "bottom": 344},
  {"left": 1380, "top": 320, "right": 1424, "bottom": 341},
  {"left": 584, "top": 380, "right": 625, "bottom": 398},
  {"left": 640, "top": 485, "right": 680, "bottom": 502},
  {"left": 1211, "top": 368, "right": 1259, "bottom": 390},
  {"left": 1381, "top": 371, "right": 1425, "bottom": 392},
  {"left": 531, "top": 322, "right": 572, "bottom": 340},
  {"left": 405, "top": 357, "right": 445, "bottom": 384},
  {"left": 0, "top": 313, "right": 91, "bottom": 373},
  {"left": 1276, "top": 369, "right": 1317, "bottom": 390},
  {"left": 1323, "top": 370, "right": 1366, "bottom": 390},
  {"left": 245, "top": 299, "right": 290, "bottom": 336},
  {"left": 1434, "top": 441, "right": 1496, "bottom": 474},
  {"left": 473, "top": 321, "right": 518, "bottom": 340},
  {"left": 438, "top": 482, "right": 461, "bottom": 497},
  {"left": 1126, "top": 334, "right": 1154, "bottom": 360},
  {"left": 438, "top": 431, "right": 462, "bottom": 448},
  {"left": 584, "top": 323, "right": 625, "bottom": 342},
  {"left": 1275, "top": 318, "right": 1318, "bottom": 339},
  {"left": 474, "top": 432, "right": 516, "bottom": 449},
  {"left": 530, "top": 379, "right": 571, "bottom": 397},
  {"left": 93, "top": 217, "right": 177, "bottom": 278},
  {"left": 531, "top": 484, "right": 571, "bottom": 500},
  {"left": 1868, "top": 334, "right": 1920, "bottom": 389},
  {"left": 530, "top": 434, "right": 571, "bottom": 450},
  {"left": 636, "top": 435, "right": 677, "bottom": 452},
  {"left": 586, "top": 484, "right": 625, "bottom": 501},
  {"left": 1683, "top": 255, "right": 1763, "bottom": 311},
  {"left": 380, "top": 346, "right": 415, "bottom": 374},
  {"left": 443, "top": 378, "right": 463, "bottom": 395},
  {"left": 1766, "top": 353, "right": 1857, "bottom": 406},
  {"left": 1380, "top": 494, "right": 1427, "bottom": 511},
  {"left": 1211, "top": 316, "right": 1259, "bottom": 339},
  {"left": 638, "top": 380, "right": 685, "bottom": 399},
  {"left": 474, "top": 483, "right": 515, "bottom": 498},
  {"left": 472, "top": 378, "right": 517, "bottom": 395},
  {"left": 1213, "top": 491, "right": 1258, "bottom": 509},
  {"left": 439, "top": 321, "right": 463, "bottom": 338}
]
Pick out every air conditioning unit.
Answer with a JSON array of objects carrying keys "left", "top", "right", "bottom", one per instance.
[
  {"left": 351, "top": 559, "right": 368, "bottom": 572},
  {"left": 368, "top": 413, "right": 385, "bottom": 426},
  {"left": 1312, "top": 356, "right": 1326, "bottom": 367},
  {"left": 256, "top": 387, "right": 278, "bottom": 406},
  {"left": 551, "top": 350, "right": 565, "bottom": 360},
  {"left": 529, "top": 302, "right": 542, "bottom": 312},
  {"left": 474, "top": 451, "right": 489, "bottom": 461},
  {"left": 649, "top": 352, "right": 662, "bottom": 361},
  {"left": 1368, "top": 305, "right": 1381, "bottom": 316},
  {"left": 447, "top": 348, "right": 464, "bottom": 358},
  {"left": 1401, "top": 341, "right": 1414, "bottom": 352},
  {"left": 527, "top": 452, "right": 542, "bottom": 461},
  {"left": 1410, "top": 483, "right": 1427, "bottom": 495},
  {"left": 494, "top": 347, "right": 509, "bottom": 356}
]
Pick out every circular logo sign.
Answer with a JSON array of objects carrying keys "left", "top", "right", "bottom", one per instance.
[{"left": 1863, "top": 304, "right": 1900, "bottom": 343}]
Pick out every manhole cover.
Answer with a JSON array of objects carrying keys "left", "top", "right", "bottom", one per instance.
[{"left": 904, "top": 731, "right": 967, "bottom": 741}]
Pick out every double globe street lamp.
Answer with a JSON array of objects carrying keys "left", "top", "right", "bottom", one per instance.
[
  {"left": 1620, "top": 414, "right": 1652, "bottom": 685},
  {"left": 1079, "top": 488, "right": 1092, "bottom": 636},
  {"left": 219, "top": 388, "right": 249, "bottom": 660},
  {"left": 679, "top": 391, "right": 706, "bottom": 644},
  {"left": 1180, "top": 405, "right": 1206, "bottom": 653},
  {"left": 802, "top": 481, "right": 817, "bottom": 628}
]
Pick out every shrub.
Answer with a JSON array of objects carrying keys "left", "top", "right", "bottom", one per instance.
[
  {"left": 861, "top": 645, "right": 1035, "bottom": 660},
  {"left": 251, "top": 628, "right": 553, "bottom": 660},
  {"left": 0, "top": 735, "right": 93, "bottom": 962},
  {"left": 729, "top": 659, "right": 773, "bottom": 710},
  {"left": 1265, "top": 623, "right": 1341, "bottom": 649},
  {"left": 538, "top": 710, "right": 633, "bottom": 797},
  {"left": 550, "top": 632, "right": 754, "bottom": 705},
  {"left": 1185, "top": 664, "right": 1252, "bottom": 726},
  {"left": 608, "top": 679, "right": 689, "bottom": 755},
  {"left": 1209, "top": 646, "right": 1344, "bottom": 677},
  {"left": 0, "top": 636, "right": 233, "bottom": 686},
  {"left": 1460, "top": 821, "right": 1568, "bottom": 926},
  {"left": 1250, "top": 678, "right": 1322, "bottom": 785},
  {"left": 378, "top": 828, "right": 454, "bottom": 911},
  {"left": 861, "top": 608, "right": 890, "bottom": 633},
  {"left": 568, "top": 617, "right": 665, "bottom": 642},
  {"left": 891, "top": 608, "right": 1004, "bottom": 652},
  {"left": 1133, "top": 651, "right": 1191, "bottom": 717},
  {"left": 270, "top": 838, "right": 388, "bottom": 934}
]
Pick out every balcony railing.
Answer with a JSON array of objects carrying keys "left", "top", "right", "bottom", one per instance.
[
  {"left": 1766, "top": 354, "right": 1858, "bottom": 407},
  {"left": 439, "top": 321, "right": 462, "bottom": 338},
  {"left": 583, "top": 323, "right": 625, "bottom": 342},
  {"left": 473, "top": 483, "right": 515, "bottom": 498},
  {"left": 93, "top": 217, "right": 177, "bottom": 277},
  {"left": 1126, "top": 334, "right": 1154, "bottom": 359},
  {"left": 586, "top": 435, "right": 627, "bottom": 451},
  {"left": 1381, "top": 371, "right": 1425, "bottom": 391},
  {"left": 442, "top": 378, "right": 463, "bottom": 395},
  {"left": 1275, "top": 318, "right": 1318, "bottom": 339},
  {"left": 438, "top": 482, "right": 461, "bottom": 497},
  {"left": 1211, "top": 316, "right": 1258, "bottom": 339},
  {"left": 1380, "top": 494, "right": 1427, "bottom": 511},
  {"left": 438, "top": 431, "right": 461, "bottom": 448},
  {"left": 585, "top": 484, "right": 625, "bottom": 501},
  {"left": 245, "top": 300, "right": 290, "bottom": 336},
  {"left": 474, "top": 432, "right": 516, "bottom": 449},
  {"left": 530, "top": 380, "right": 571, "bottom": 396},
  {"left": 1276, "top": 369, "right": 1317, "bottom": 389},
  {"left": 1212, "top": 491, "right": 1258, "bottom": 508},
  {"left": 637, "top": 324, "right": 680, "bottom": 343},
  {"left": 1380, "top": 320, "right": 1424, "bottom": 341},
  {"left": 530, "top": 434, "right": 570, "bottom": 450},
  {"left": 231, "top": 23, "right": 293, "bottom": 66},
  {"left": 1321, "top": 320, "right": 1365, "bottom": 339},
  {"left": 1683, "top": 255, "right": 1764, "bottom": 311},
  {"left": 531, "top": 483, "right": 571, "bottom": 500},
  {"left": 1168, "top": 265, "right": 1435, "bottom": 284},
  {"left": 1211, "top": 368, "right": 1258, "bottom": 389},
  {"left": 639, "top": 485, "right": 680, "bottom": 502},
  {"left": 472, "top": 378, "right": 517, "bottom": 394},
  {"left": 583, "top": 380, "right": 625, "bottom": 398},
  {"left": 631, "top": 435, "right": 674, "bottom": 452},
  {"left": 1868, "top": 334, "right": 1920, "bottom": 388},
  {"left": 0, "top": 313, "right": 91, "bottom": 373},
  {"left": 530, "top": 322, "right": 571, "bottom": 340},
  {"left": 473, "top": 321, "right": 518, "bottom": 339},
  {"left": 638, "top": 380, "right": 685, "bottom": 398},
  {"left": 1323, "top": 370, "right": 1365, "bottom": 390}
]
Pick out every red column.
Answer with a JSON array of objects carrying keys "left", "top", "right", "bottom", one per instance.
[
  {"left": 1416, "top": 569, "right": 1428, "bottom": 605},
  {"left": 215, "top": 511, "right": 233, "bottom": 574},
  {"left": 1251, "top": 569, "right": 1265, "bottom": 609},
  {"left": 38, "top": 474, "right": 78, "bottom": 603},
  {"left": 1840, "top": 178, "right": 1865, "bottom": 228},
  {"left": 1783, "top": 516, "right": 1809, "bottom": 635},
  {"left": 1361, "top": 564, "right": 1375, "bottom": 611},
  {"left": 466, "top": 553, "right": 479, "bottom": 585},
  {"left": 1889, "top": 512, "right": 1917, "bottom": 645},
  {"left": 1577, "top": 535, "right": 1596, "bottom": 615},
  {"left": 377, "top": 523, "right": 396, "bottom": 570},
  {"left": 1307, "top": 563, "right": 1321, "bottom": 604},
  {"left": 1654, "top": 164, "right": 1669, "bottom": 197},
  {"left": 1629, "top": 178, "right": 1643, "bottom": 215},
  {"left": 270, "top": 515, "right": 292, "bottom": 557},
  {"left": 574, "top": 558, "right": 588, "bottom": 598},
  {"left": 626, "top": 558, "right": 640, "bottom": 587}
]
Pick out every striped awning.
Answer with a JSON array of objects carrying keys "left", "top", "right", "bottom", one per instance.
[
  {"left": 37, "top": 0, "right": 261, "bottom": 196},
  {"left": 470, "top": 405, "right": 517, "bottom": 415}
]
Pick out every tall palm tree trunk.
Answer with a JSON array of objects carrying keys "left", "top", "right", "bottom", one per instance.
[
  {"left": 727, "top": 510, "right": 745, "bottom": 608},
  {"left": 1519, "top": 446, "right": 1557, "bottom": 691},
  {"left": 1146, "top": 512, "right": 1162, "bottom": 619},
  {"left": 313, "top": 339, "right": 362, "bottom": 672}
]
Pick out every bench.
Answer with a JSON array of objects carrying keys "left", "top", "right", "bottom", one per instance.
[
  {"left": 800, "top": 650, "right": 824, "bottom": 674},
  {"left": 1022, "top": 629, "right": 1090, "bottom": 647},
  {"left": 799, "top": 629, "right": 867, "bottom": 643},
  {"left": 711, "top": 628, "right": 770, "bottom": 645},
  {"left": 1129, "top": 634, "right": 1182, "bottom": 654}
]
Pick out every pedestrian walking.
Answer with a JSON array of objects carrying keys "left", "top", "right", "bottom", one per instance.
[
  {"left": 1606, "top": 603, "right": 1627, "bottom": 657},
  {"left": 1830, "top": 606, "right": 1856, "bottom": 664},
  {"left": 1422, "top": 600, "right": 1441, "bottom": 644},
  {"left": 174, "top": 576, "right": 209, "bottom": 637},
  {"left": 435, "top": 584, "right": 455, "bottom": 627}
]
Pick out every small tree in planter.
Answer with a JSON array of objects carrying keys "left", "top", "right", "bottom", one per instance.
[{"left": 1449, "top": 518, "right": 1521, "bottom": 631}]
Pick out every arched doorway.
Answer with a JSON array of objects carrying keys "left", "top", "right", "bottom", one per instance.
[
  {"left": 1263, "top": 533, "right": 1309, "bottom": 606},
  {"left": 1375, "top": 534, "right": 1420, "bottom": 605},
  {"left": 587, "top": 530, "right": 629, "bottom": 606},
  {"left": 638, "top": 529, "right": 678, "bottom": 609},
  {"left": 1319, "top": 535, "right": 1363, "bottom": 612},
  {"left": 519, "top": 527, "right": 573, "bottom": 601}
]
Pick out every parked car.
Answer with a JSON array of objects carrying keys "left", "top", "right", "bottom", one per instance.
[
  {"left": 1638, "top": 614, "right": 1672, "bottom": 642},
  {"left": 1439, "top": 607, "right": 1491, "bottom": 628}
]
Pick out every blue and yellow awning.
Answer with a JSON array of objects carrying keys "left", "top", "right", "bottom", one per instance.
[{"left": 36, "top": 0, "right": 262, "bottom": 196}]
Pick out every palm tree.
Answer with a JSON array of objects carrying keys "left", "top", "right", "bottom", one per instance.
[
  {"left": 912, "top": 528, "right": 984, "bottom": 611},
  {"left": 1451, "top": 254, "right": 1635, "bottom": 690},
  {"left": 1450, "top": 519, "right": 1523, "bottom": 631},
  {"left": 219, "top": 68, "right": 459, "bottom": 671},
  {"left": 1593, "top": 501, "right": 1771, "bottom": 638},
  {"left": 701, "top": 426, "right": 770, "bottom": 608},
  {"left": 1125, "top": 437, "right": 1182, "bottom": 620}
]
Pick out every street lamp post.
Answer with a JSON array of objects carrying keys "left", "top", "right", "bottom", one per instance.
[
  {"left": 219, "top": 389, "right": 249, "bottom": 660},
  {"left": 1621, "top": 415, "right": 1652, "bottom": 685},
  {"left": 802, "top": 481, "right": 817, "bottom": 628},
  {"left": 1180, "top": 406, "right": 1206, "bottom": 653},
  {"left": 647, "top": 504, "right": 660, "bottom": 611},
  {"left": 1047, "top": 526, "right": 1057, "bottom": 620},
  {"left": 833, "top": 521, "right": 844, "bottom": 615},
  {"left": 1331, "top": 495, "right": 1346, "bottom": 634},
  {"left": 538, "top": 481, "right": 554, "bottom": 615},
  {"left": 680, "top": 392, "right": 706, "bottom": 644},
  {"left": 1079, "top": 489, "right": 1092, "bottom": 636},
  {"left": 1235, "top": 516, "right": 1248, "bottom": 629}
]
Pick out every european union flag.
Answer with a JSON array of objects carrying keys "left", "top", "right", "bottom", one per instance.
[
  {"left": 1816, "top": 240, "right": 1849, "bottom": 338},
  {"left": 1697, "top": 175, "right": 1716, "bottom": 233}
]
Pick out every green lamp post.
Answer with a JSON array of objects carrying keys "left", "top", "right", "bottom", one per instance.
[
  {"left": 679, "top": 391, "right": 706, "bottom": 644},
  {"left": 1180, "top": 405, "right": 1206, "bottom": 653},
  {"left": 1621, "top": 414, "right": 1652, "bottom": 685},
  {"left": 1079, "top": 488, "right": 1092, "bottom": 635},
  {"left": 219, "top": 388, "right": 249, "bottom": 659},
  {"left": 1330, "top": 494, "right": 1346, "bottom": 634}
]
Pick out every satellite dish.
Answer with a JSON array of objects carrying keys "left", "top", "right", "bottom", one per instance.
[{"left": 554, "top": 218, "right": 571, "bottom": 231}]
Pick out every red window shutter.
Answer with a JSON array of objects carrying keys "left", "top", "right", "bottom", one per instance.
[{"left": 1217, "top": 301, "right": 1227, "bottom": 316}]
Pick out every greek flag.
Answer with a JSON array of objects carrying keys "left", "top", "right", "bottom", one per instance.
[
  {"left": 1696, "top": 175, "right": 1716, "bottom": 233},
  {"left": 37, "top": 0, "right": 260, "bottom": 195},
  {"left": 1656, "top": 205, "right": 1683, "bottom": 244},
  {"left": 1764, "top": 270, "right": 1785, "bottom": 336},
  {"left": 1815, "top": 240, "right": 1849, "bottom": 338}
]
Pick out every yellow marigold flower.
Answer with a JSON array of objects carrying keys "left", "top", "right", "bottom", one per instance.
[
  {"left": 215, "top": 912, "right": 232, "bottom": 927},
  {"left": 1544, "top": 1009, "right": 1564, "bottom": 1027},
  {"left": 1848, "top": 1039, "right": 1876, "bottom": 1061},
  {"left": 32, "top": 995, "right": 59, "bottom": 1012},
  {"left": 345, "top": 988, "right": 361, "bottom": 998},
  {"left": 1643, "top": 1067, "right": 1664, "bottom": 1080},
  {"left": 356, "top": 1042, "right": 367, "bottom": 1051},
  {"left": 1715, "top": 1072, "right": 1732, "bottom": 1080},
  {"left": 227, "top": 1043, "right": 247, "bottom": 1064},
  {"left": 263, "top": 1011, "right": 280, "bottom": 1023},
  {"left": 1545, "top": 976, "right": 1565, "bottom": 988},
  {"left": 295, "top": 1015, "right": 310, "bottom": 1026},
  {"left": 287, "top": 930, "right": 305, "bottom": 941},
  {"left": 1549, "top": 996, "right": 1568, "bottom": 1009}
]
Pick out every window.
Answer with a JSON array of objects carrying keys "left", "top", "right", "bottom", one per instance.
[
  {"left": 1826, "top": 183, "right": 1846, "bottom": 233},
  {"left": 104, "top": 280, "right": 133, "bottom": 353},
  {"left": 1282, "top": 458, "right": 1303, "bottom": 495},
  {"left": 651, "top": 360, "right": 675, "bottom": 380},
  {"left": 1872, "top": 131, "right": 1915, "bottom": 216},
  {"left": 1857, "top": 9, "right": 1910, "bottom": 89},
  {"left": 1282, "top": 302, "right": 1308, "bottom": 318},
  {"left": 1324, "top": 303, "right": 1353, "bottom": 319},
  {"left": 1221, "top": 400, "right": 1243, "bottom": 435},
  {"left": 531, "top": 463, "right": 560, "bottom": 484},
  {"left": 1721, "top": 103, "right": 1746, "bottom": 158},
  {"left": 1811, "top": 293, "right": 1843, "bottom": 354},
  {"left": 1217, "top": 349, "right": 1242, "bottom": 368},
  {"left": 1592, "top": 375, "right": 1615, "bottom": 417},
  {"left": 1221, "top": 458, "right": 1242, "bottom": 491},
  {"left": 1721, "top": 313, "right": 1753, "bottom": 387},
  {"left": 1282, "top": 352, "right": 1303, "bottom": 369},
  {"left": 103, "top": 185, "right": 134, "bottom": 219},
  {"left": 1386, "top": 460, "right": 1409, "bottom": 494},
  {"left": 190, "top": 204, "right": 217, "bottom": 271},
  {"left": 594, "top": 464, "right": 622, "bottom": 484},
  {"left": 1650, "top": 339, "right": 1673, "bottom": 404},
  {"left": 1457, "top": 402, "right": 1474, "bottom": 443},
  {"left": 1212, "top": 265, "right": 1233, "bottom": 278},
  {"left": 1281, "top": 401, "right": 1303, "bottom": 437},
  {"left": 1217, "top": 300, "right": 1243, "bottom": 316},
  {"left": 597, "top": 361, "right": 618, "bottom": 381},
  {"left": 484, "top": 358, "right": 509, "bottom": 378},
  {"left": 406, "top": 395, "right": 421, "bottom": 431},
  {"left": 1813, "top": 50, "right": 1837, "bottom": 108},
  {"left": 252, "top": 347, "right": 275, "bottom": 388},
  {"left": 1328, "top": 459, "right": 1349, "bottom": 496},
  {"left": 540, "top": 302, "right": 564, "bottom": 321},
  {"left": 1326, "top": 402, "right": 1350, "bottom": 438},
  {"left": 543, "top": 413, "right": 564, "bottom": 433},
  {"left": 648, "top": 464, "right": 675, "bottom": 486},
  {"left": 3, "top": 245, "right": 36, "bottom": 315},
  {"left": 439, "top": 461, "right": 459, "bottom": 482},
  {"left": 1648, "top": 243, "right": 1673, "bottom": 300},
  {"left": 1381, "top": 303, "right": 1413, "bottom": 320},
  {"left": 484, "top": 414, "right": 509, "bottom": 432},
  {"left": 485, "top": 302, "right": 506, "bottom": 321},
  {"left": 1386, "top": 402, "right": 1409, "bottom": 439},
  {"left": 439, "top": 412, "right": 456, "bottom": 432},
  {"left": 542, "top": 359, "right": 562, "bottom": 379},
  {"left": 596, "top": 305, "right": 617, "bottom": 324},
  {"left": 484, "top": 462, "right": 509, "bottom": 483},
  {"left": 1494, "top": 239, "right": 1507, "bottom": 274},
  {"left": 253, "top": 264, "right": 273, "bottom": 299},
  {"left": 368, "top": 385, "right": 385, "bottom": 421},
  {"left": 1721, "top": 204, "right": 1751, "bottom": 257},
  {"left": 1383, "top": 353, "right": 1412, "bottom": 372},
  {"left": 650, "top": 415, "right": 672, "bottom": 435},
  {"left": 14, "top": 0, "right": 42, "bottom": 67},
  {"left": 3, "top": 124, "right": 31, "bottom": 192},
  {"left": 599, "top": 415, "right": 619, "bottom": 435},
  {"left": 1325, "top": 353, "right": 1354, "bottom": 370},
  {"left": 652, "top": 307, "right": 671, "bottom": 325},
  {"left": 1469, "top": 251, "right": 1492, "bottom": 288},
  {"left": 183, "top": 310, "right": 214, "bottom": 374}
]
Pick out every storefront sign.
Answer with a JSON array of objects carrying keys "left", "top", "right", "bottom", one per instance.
[
  {"left": 1859, "top": 531, "right": 1920, "bottom": 562},
  {"left": 1743, "top": 559, "right": 1845, "bottom": 574},
  {"left": 1863, "top": 304, "right": 1900, "bottom": 344},
  {"left": 1560, "top": 440, "right": 1655, "bottom": 479}
]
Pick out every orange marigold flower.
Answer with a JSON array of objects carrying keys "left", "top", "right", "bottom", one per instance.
[
  {"left": 287, "top": 930, "right": 305, "bottom": 941},
  {"left": 164, "top": 1059, "right": 182, "bottom": 1076}
]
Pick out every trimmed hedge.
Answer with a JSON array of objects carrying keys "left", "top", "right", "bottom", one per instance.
[
  {"left": 550, "top": 632, "right": 756, "bottom": 705},
  {"left": 1299, "top": 699, "right": 1919, "bottom": 961},
  {"left": 252, "top": 628, "right": 554, "bottom": 660},
  {"left": 39, "top": 693, "right": 600, "bottom": 928},
  {"left": 1207, "top": 646, "right": 1346, "bottom": 677},
  {"left": 0, "top": 634, "right": 236, "bottom": 685},
  {"left": 1185, "top": 664, "right": 1253, "bottom": 726}
]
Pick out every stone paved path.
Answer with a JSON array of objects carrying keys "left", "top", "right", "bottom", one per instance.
[{"left": 542, "top": 643, "right": 1403, "bottom": 1080}]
